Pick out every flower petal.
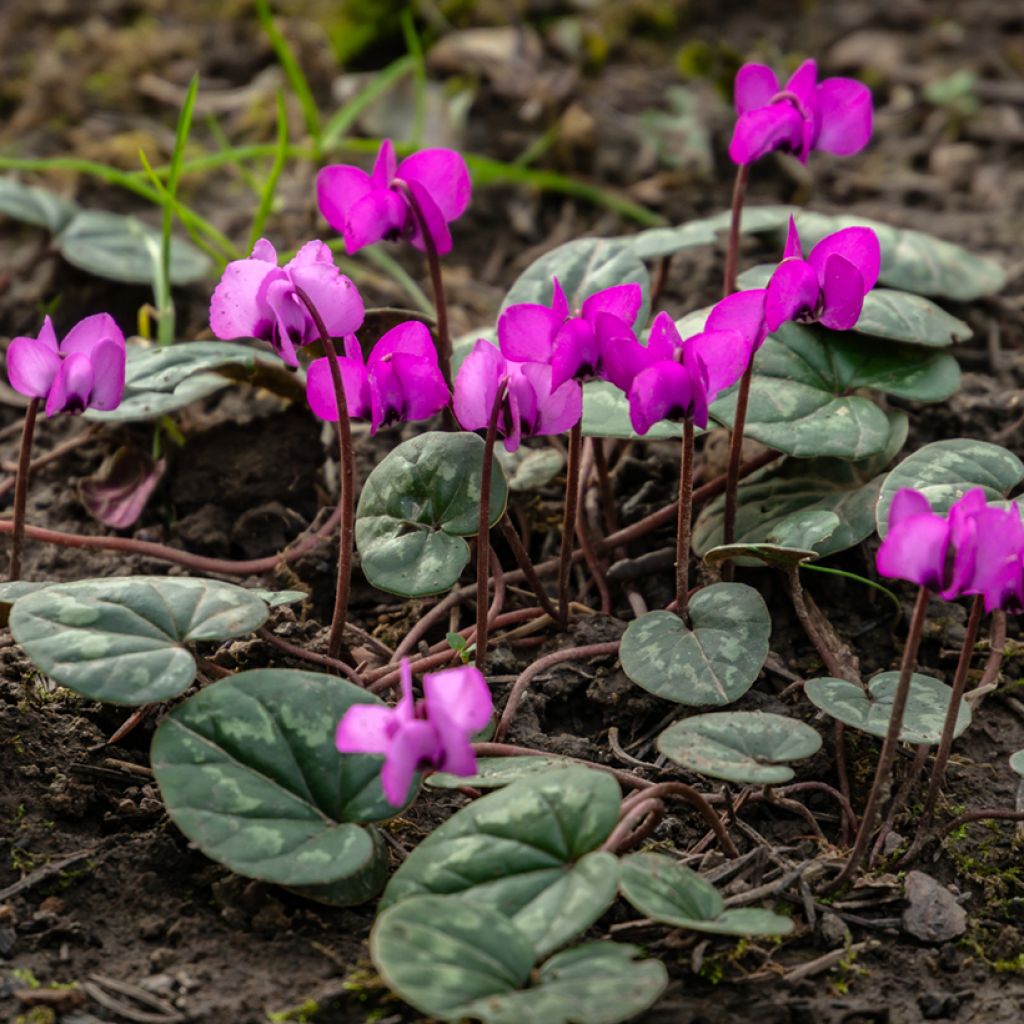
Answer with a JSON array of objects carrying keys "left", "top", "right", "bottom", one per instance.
[
  {"left": 397, "top": 148, "right": 472, "bottom": 223},
  {"left": 734, "top": 63, "right": 780, "bottom": 113},
  {"left": 684, "top": 329, "right": 750, "bottom": 401},
  {"left": 815, "top": 78, "right": 873, "bottom": 156},
  {"left": 59, "top": 313, "right": 125, "bottom": 357},
  {"left": 706, "top": 288, "right": 768, "bottom": 352},
  {"left": 807, "top": 226, "right": 881, "bottom": 293},
  {"left": 729, "top": 104, "right": 805, "bottom": 165},
  {"left": 380, "top": 720, "right": 440, "bottom": 807},
  {"left": 406, "top": 179, "right": 453, "bottom": 255},
  {"left": 423, "top": 665, "right": 493, "bottom": 733},
  {"left": 343, "top": 188, "right": 409, "bottom": 254},
  {"left": 498, "top": 302, "right": 560, "bottom": 363},
  {"left": 371, "top": 139, "right": 398, "bottom": 188},
  {"left": 316, "top": 164, "right": 373, "bottom": 235},
  {"left": 86, "top": 339, "right": 126, "bottom": 411},
  {"left": 784, "top": 59, "right": 818, "bottom": 113},
  {"left": 210, "top": 256, "right": 275, "bottom": 341},
  {"left": 782, "top": 216, "right": 803, "bottom": 260},
  {"left": 646, "top": 311, "right": 682, "bottom": 363},
  {"left": 581, "top": 283, "right": 643, "bottom": 328},
  {"left": 453, "top": 340, "right": 504, "bottom": 434},
  {"left": 371, "top": 320, "right": 438, "bottom": 364},
  {"left": 287, "top": 261, "right": 365, "bottom": 340},
  {"left": 876, "top": 514, "right": 950, "bottom": 589},
  {"left": 599, "top": 320, "right": 651, "bottom": 392},
  {"left": 45, "top": 351, "right": 94, "bottom": 416},
  {"left": 335, "top": 704, "right": 397, "bottom": 755},
  {"left": 519, "top": 362, "right": 581, "bottom": 437},
  {"left": 306, "top": 353, "right": 372, "bottom": 422},
  {"left": 550, "top": 318, "right": 597, "bottom": 389},
  {"left": 250, "top": 238, "right": 277, "bottom": 263},
  {"left": 818, "top": 254, "right": 866, "bottom": 331},
  {"left": 765, "top": 258, "right": 820, "bottom": 332},
  {"left": 628, "top": 361, "right": 705, "bottom": 435},
  {"left": 284, "top": 239, "right": 333, "bottom": 270},
  {"left": 370, "top": 352, "right": 449, "bottom": 432},
  {"left": 7, "top": 337, "right": 61, "bottom": 399}
]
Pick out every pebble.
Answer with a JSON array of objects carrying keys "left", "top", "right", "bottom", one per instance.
[{"left": 902, "top": 871, "right": 967, "bottom": 943}]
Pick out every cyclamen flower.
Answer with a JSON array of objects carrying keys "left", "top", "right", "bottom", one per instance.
[
  {"left": 765, "top": 218, "right": 880, "bottom": 333},
  {"left": 729, "top": 58, "right": 873, "bottom": 166},
  {"left": 7, "top": 314, "right": 126, "bottom": 416},
  {"left": 210, "top": 239, "right": 364, "bottom": 368},
  {"left": 498, "top": 278, "right": 648, "bottom": 392},
  {"left": 306, "top": 321, "right": 449, "bottom": 433},
  {"left": 335, "top": 659, "right": 492, "bottom": 806},
  {"left": 317, "top": 139, "right": 471, "bottom": 256},
  {"left": 627, "top": 312, "right": 751, "bottom": 434},
  {"left": 453, "top": 340, "right": 582, "bottom": 453}
]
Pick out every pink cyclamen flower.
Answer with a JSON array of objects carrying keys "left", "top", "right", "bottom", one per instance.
[
  {"left": 498, "top": 277, "right": 648, "bottom": 392},
  {"left": 729, "top": 58, "right": 873, "bottom": 166},
  {"left": 765, "top": 218, "right": 880, "bottom": 333},
  {"left": 627, "top": 312, "right": 751, "bottom": 434},
  {"left": 306, "top": 320, "right": 450, "bottom": 433},
  {"left": 453, "top": 340, "right": 583, "bottom": 453},
  {"left": 335, "top": 659, "right": 492, "bottom": 806},
  {"left": 7, "top": 314, "right": 126, "bottom": 416},
  {"left": 947, "top": 495, "right": 1024, "bottom": 613},
  {"left": 210, "top": 238, "right": 364, "bottom": 368},
  {"left": 317, "top": 139, "right": 471, "bottom": 256}
]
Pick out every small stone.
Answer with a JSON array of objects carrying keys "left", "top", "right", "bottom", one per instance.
[
  {"left": 137, "top": 915, "right": 165, "bottom": 940},
  {"left": 149, "top": 946, "right": 175, "bottom": 970},
  {"left": 818, "top": 911, "right": 852, "bottom": 949},
  {"left": 902, "top": 871, "right": 967, "bottom": 943}
]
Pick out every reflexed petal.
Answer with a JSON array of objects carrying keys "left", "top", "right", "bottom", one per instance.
[
  {"left": 265, "top": 277, "right": 312, "bottom": 364},
  {"left": 876, "top": 515, "right": 950, "bottom": 589},
  {"left": 306, "top": 354, "right": 372, "bottom": 422},
  {"left": 887, "top": 488, "right": 934, "bottom": 528},
  {"left": 646, "top": 311, "right": 682, "bottom": 363},
  {"left": 815, "top": 78, "right": 873, "bottom": 156},
  {"left": 316, "top": 164, "right": 373, "bottom": 234},
  {"left": 582, "top": 283, "right": 643, "bottom": 328},
  {"left": 729, "top": 104, "right": 804, "bottom": 164},
  {"left": 550, "top": 318, "right": 597, "bottom": 389},
  {"left": 288, "top": 261, "right": 365, "bottom": 339},
  {"left": 684, "top": 329, "right": 750, "bottom": 400},
  {"left": 60, "top": 313, "right": 125, "bottom": 357},
  {"left": 765, "top": 258, "right": 820, "bottom": 332},
  {"left": 370, "top": 320, "right": 438, "bottom": 365},
  {"left": 335, "top": 704, "right": 398, "bottom": 755},
  {"left": 550, "top": 277, "right": 569, "bottom": 320},
  {"left": 45, "top": 351, "right": 94, "bottom": 417},
  {"left": 734, "top": 63, "right": 780, "bottom": 113},
  {"left": 250, "top": 238, "right": 277, "bottom": 263},
  {"left": 344, "top": 188, "right": 409, "bottom": 254},
  {"left": 423, "top": 665, "right": 493, "bottom": 733},
  {"left": 397, "top": 148, "right": 472, "bottom": 222},
  {"left": 807, "top": 227, "right": 881, "bottom": 292},
  {"left": 628, "top": 362, "right": 700, "bottom": 435},
  {"left": 818, "top": 255, "right": 866, "bottom": 331},
  {"left": 519, "top": 362, "right": 581, "bottom": 437},
  {"left": 36, "top": 317, "right": 59, "bottom": 352},
  {"left": 498, "top": 302, "right": 560, "bottom": 362},
  {"left": 453, "top": 340, "right": 504, "bottom": 433},
  {"left": 379, "top": 720, "right": 440, "bottom": 807},
  {"left": 7, "top": 337, "right": 61, "bottom": 399},
  {"left": 502, "top": 373, "right": 525, "bottom": 453},
  {"left": 285, "top": 239, "right": 333, "bottom": 270},
  {"left": 599, "top": 324, "right": 652, "bottom": 392},
  {"left": 370, "top": 352, "right": 450, "bottom": 432},
  {"left": 371, "top": 139, "right": 398, "bottom": 187},
  {"left": 210, "top": 256, "right": 275, "bottom": 341},
  {"left": 783, "top": 216, "right": 803, "bottom": 260},
  {"left": 86, "top": 340, "right": 126, "bottom": 411},
  {"left": 954, "top": 505, "right": 1024, "bottom": 611},
  {"left": 706, "top": 289, "right": 768, "bottom": 352},
  {"left": 406, "top": 179, "right": 453, "bottom": 255},
  {"left": 784, "top": 59, "right": 818, "bottom": 113}
]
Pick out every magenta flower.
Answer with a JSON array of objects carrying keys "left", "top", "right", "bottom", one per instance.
[
  {"left": 765, "top": 218, "right": 880, "bottom": 333},
  {"left": 947, "top": 496, "right": 1024, "bottom": 613},
  {"left": 627, "top": 312, "right": 751, "bottom": 434},
  {"left": 729, "top": 58, "right": 873, "bottom": 166},
  {"left": 7, "top": 314, "right": 126, "bottom": 416},
  {"left": 335, "top": 659, "right": 492, "bottom": 806},
  {"left": 317, "top": 139, "right": 471, "bottom": 256},
  {"left": 210, "top": 238, "right": 364, "bottom": 368},
  {"left": 498, "top": 278, "right": 648, "bottom": 392},
  {"left": 306, "top": 321, "right": 449, "bottom": 433},
  {"left": 453, "top": 340, "right": 582, "bottom": 453}
]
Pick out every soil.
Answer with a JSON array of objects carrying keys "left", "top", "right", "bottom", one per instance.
[{"left": 2, "top": 0, "right": 1024, "bottom": 1022}]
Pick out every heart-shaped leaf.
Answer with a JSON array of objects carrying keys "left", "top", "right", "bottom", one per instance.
[
  {"left": 151, "top": 668, "right": 398, "bottom": 904},
  {"left": 620, "top": 853, "right": 794, "bottom": 936},
  {"left": 804, "top": 672, "right": 971, "bottom": 745},
  {"left": 876, "top": 439, "right": 1024, "bottom": 536},
  {"left": 581, "top": 380, "right": 685, "bottom": 440},
  {"left": 9, "top": 576, "right": 269, "bottom": 705},
  {"left": 57, "top": 209, "right": 211, "bottom": 285},
  {"left": 382, "top": 767, "right": 621, "bottom": 959},
  {"left": 356, "top": 431, "right": 509, "bottom": 597},
  {"left": 657, "top": 711, "right": 823, "bottom": 785},
  {"left": 372, "top": 896, "right": 667, "bottom": 1024},
  {"left": 620, "top": 585, "right": 771, "bottom": 706},
  {"left": 501, "top": 237, "right": 651, "bottom": 331},
  {"left": 426, "top": 755, "right": 571, "bottom": 789},
  {"left": 703, "top": 535, "right": 828, "bottom": 570},
  {"left": 624, "top": 206, "right": 791, "bottom": 261},
  {"left": 1010, "top": 750, "right": 1024, "bottom": 777},
  {"left": 0, "top": 176, "right": 79, "bottom": 232},
  {"left": 709, "top": 322, "right": 957, "bottom": 459},
  {"left": 694, "top": 412, "right": 908, "bottom": 561}
]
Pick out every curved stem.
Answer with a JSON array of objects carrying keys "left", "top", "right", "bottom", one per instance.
[
  {"left": 601, "top": 798, "right": 665, "bottom": 853},
  {"left": 676, "top": 419, "right": 695, "bottom": 619},
  {"left": 558, "top": 421, "right": 583, "bottom": 629},
  {"left": 257, "top": 626, "right": 364, "bottom": 686},
  {"left": 294, "top": 286, "right": 355, "bottom": 663},
  {"left": 499, "top": 515, "right": 560, "bottom": 622},
  {"left": 631, "top": 781, "right": 739, "bottom": 857},
  {"left": 9, "top": 398, "right": 39, "bottom": 581},
  {"left": 475, "top": 383, "right": 506, "bottom": 673}
]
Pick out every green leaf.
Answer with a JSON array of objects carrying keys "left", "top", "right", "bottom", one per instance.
[
  {"left": 620, "top": 852, "right": 794, "bottom": 936},
  {"left": 694, "top": 412, "right": 908, "bottom": 562},
  {"left": 703, "top": 536, "right": 826, "bottom": 569},
  {"left": 876, "top": 438, "right": 1024, "bottom": 536},
  {"left": 620, "top": 585, "right": 771, "bottom": 706},
  {"left": 0, "top": 176, "right": 78, "bottom": 232},
  {"left": 382, "top": 767, "right": 622, "bottom": 959},
  {"left": 56, "top": 209, "right": 211, "bottom": 285},
  {"left": 624, "top": 206, "right": 790, "bottom": 262},
  {"left": 426, "top": 756, "right": 572, "bottom": 789},
  {"left": 10, "top": 577, "right": 269, "bottom": 705},
  {"left": 581, "top": 380, "right": 685, "bottom": 440},
  {"left": 501, "top": 237, "right": 651, "bottom": 331},
  {"left": 496, "top": 447, "right": 565, "bottom": 492},
  {"left": 0, "top": 581, "right": 51, "bottom": 629},
  {"left": 248, "top": 588, "right": 308, "bottom": 608},
  {"left": 356, "top": 431, "right": 509, "bottom": 597},
  {"left": 804, "top": 672, "right": 971, "bottom": 745},
  {"left": 709, "top": 322, "right": 956, "bottom": 459},
  {"left": 151, "top": 668, "right": 400, "bottom": 904},
  {"left": 1010, "top": 750, "right": 1024, "bottom": 777},
  {"left": 658, "top": 711, "right": 822, "bottom": 784}
]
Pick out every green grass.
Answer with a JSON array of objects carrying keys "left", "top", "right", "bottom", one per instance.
[{"left": 248, "top": 91, "right": 290, "bottom": 252}]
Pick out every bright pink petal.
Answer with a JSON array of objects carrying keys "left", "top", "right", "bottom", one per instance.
[
  {"left": 406, "top": 180, "right": 453, "bottom": 256},
  {"left": 45, "top": 351, "right": 94, "bottom": 416},
  {"left": 370, "top": 320, "right": 438, "bottom": 365},
  {"left": 316, "top": 164, "right": 373, "bottom": 235},
  {"left": 36, "top": 317, "right": 59, "bottom": 353},
  {"left": 876, "top": 516, "right": 950, "bottom": 590},
  {"left": 380, "top": 720, "right": 439, "bottom": 807},
  {"left": 734, "top": 63, "right": 780, "bottom": 113},
  {"left": 423, "top": 665, "right": 492, "bottom": 733},
  {"left": 7, "top": 337, "right": 61, "bottom": 399},
  {"left": 646, "top": 311, "right": 682, "bottom": 363},
  {"left": 59, "top": 313, "right": 124, "bottom": 357},
  {"left": 498, "top": 303, "right": 560, "bottom": 363},
  {"left": 599, "top": 321, "right": 651, "bottom": 392},
  {"left": 550, "top": 278, "right": 569, "bottom": 320},
  {"left": 815, "top": 78, "right": 873, "bottom": 156},
  {"left": 344, "top": 188, "right": 409, "bottom": 254},
  {"left": 784, "top": 59, "right": 819, "bottom": 113},
  {"left": 783, "top": 216, "right": 803, "bottom": 260},
  {"left": 287, "top": 261, "right": 365, "bottom": 340},
  {"left": 251, "top": 238, "right": 277, "bottom": 263},
  {"left": 628, "top": 361, "right": 706, "bottom": 435},
  {"left": 581, "top": 284, "right": 643, "bottom": 328},
  {"left": 705, "top": 289, "right": 768, "bottom": 352},
  {"left": 335, "top": 704, "right": 398, "bottom": 756},
  {"left": 765, "top": 259, "right": 821, "bottom": 332},
  {"left": 264, "top": 277, "right": 311, "bottom": 365},
  {"left": 306, "top": 354, "right": 372, "bottom": 422},
  {"left": 372, "top": 139, "right": 398, "bottom": 188},
  {"left": 453, "top": 340, "right": 504, "bottom": 433},
  {"left": 210, "top": 256, "right": 275, "bottom": 340},
  {"left": 818, "top": 255, "right": 866, "bottom": 331},
  {"left": 684, "top": 329, "right": 750, "bottom": 400},
  {"left": 807, "top": 227, "right": 881, "bottom": 293},
  {"left": 369, "top": 353, "right": 449, "bottom": 433},
  {"left": 887, "top": 488, "right": 933, "bottom": 529},
  {"left": 729, "top": 104, "right": 805, "bottom": 165},
  {"left": 519, "top": 362, "right": 581, "bottom": 437},
  {"left": 285, "top": 239, "right": 333, "bottom": 271},
  {"left": 397, "top": 148, "right": 472, "bottom": 223},
  {"left": 550, "top": 318, "right": 597, "bottom": 390},
  {"left": 86, "top": 340, "right": 126, "bottom": 411}
]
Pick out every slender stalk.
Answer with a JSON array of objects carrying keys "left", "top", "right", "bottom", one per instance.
[
  {"left": 499, "top": 515, "right": 560, "bottom": 622},
  {"left": 601, "top": 798, "right": 665, "bottom": 854},
  {"left": 393, "top": 180, "right": 452, "bottom": 386},
  {"left": 676, "top": 419, "right": 696, "bottom": 618},
  {"left": 294, "top": 286, "right": 355, "bottom": 663},
  {"left": 921, "top": 593, "right": 985, "bottom": 823},
  {"left": 624, "top": 781, "right": 739, "bottom": 858},
  {"left": 787, "top": 566, "right": 854, "bottom": 681},
  {"left": 827, "top": 587, "right": 930, "bottom": 893},
  {"left": 475, "top": 383, "right": 506, "bottom": 673},
  {"left": 558, "top": 421, "right": 583, "bottom": 629},
  {"left": 722, "top": 163, "right": 750, "bottom": 297},
  {"left": 9, "top": 398, "right": 39, "bottom": 581}
]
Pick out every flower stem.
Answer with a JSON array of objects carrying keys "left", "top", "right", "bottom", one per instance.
[
  {"left": 920, "top": 592, "right": 985, "bottom": 823},
  {"left": 826, "top": 586, "right": 930, "bottom": 893},
  {"left": 499, "top": 514, "right": 560, "bottom": 623},
  {"left": 9, "top": 397, "right": 39, "bottom": 582},
  {"left": 475, "top": 382, "right": 506, "bottom": 673},
  {"left": 722, "top": 163, "right": 750, "bottom": 297},
  {"left": 558, "top": 420, "right": 583, "bottom": 629},
  {"left": 294, "top": 285, "right": 355, "bottom": 663},
  {"left": 676, "top": 418, "right": 695, "bottom": 619}
]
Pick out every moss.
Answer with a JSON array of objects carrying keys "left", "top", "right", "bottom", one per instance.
[{"left": 267, "top": 999, "right": 319, "bottom": 1023}]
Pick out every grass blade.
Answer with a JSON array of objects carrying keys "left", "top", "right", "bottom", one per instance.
[{"left": 247, "top": 91, "right": 290, "bottom": 251}]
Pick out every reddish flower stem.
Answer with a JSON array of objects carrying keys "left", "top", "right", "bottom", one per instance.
[
  {"left": 499, "top": 515, "right": 560, "bottom": 622},
  {"left": 9, "top": 397, "right": 39, "bottom": 582},
  {"left": 600, "top": 798, "right": 665, "bottom": 853},
  {"left": 256, "top": 626, "right": 364, "bottom": 686},
  {"left": 558, "top": 421, "right": 583, "bottom": 628},
  {"left": 624, "top": 780, "right": 739, "bottom": 857},
  {"left": 676, "top": 418, "right": 695, "bottom": 619},
  {"left": 475, "top": 383, "right": 506, "bottom": 673}
]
